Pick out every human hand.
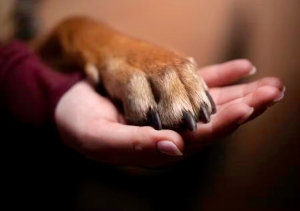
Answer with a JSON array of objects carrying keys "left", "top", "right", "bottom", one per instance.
[
  {"left": 182, "top": 59, "right": 285, "bottom": 154},
  {"left": 55, "top": 59, "right": 284, "bottom": 167}
]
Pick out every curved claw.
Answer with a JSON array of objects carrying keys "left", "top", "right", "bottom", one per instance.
[
  {"left": 205, "top": 90, "right": 217, "bottom": 114},
  {"left": 182, "top": 112, "right": 197, "bottom": 132},
  {"left": 147, "top": 111, "right": 162, "bottom": 130},
  {"left": 199, "top": 105, "right": 211, "bottom": 123}
]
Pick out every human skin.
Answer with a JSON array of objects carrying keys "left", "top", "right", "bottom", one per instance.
[{"left": 55, "top": 59, "right": 284, "bottom": 167}]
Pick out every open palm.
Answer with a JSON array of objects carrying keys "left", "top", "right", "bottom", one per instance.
[{"left": 55, "top": 59, "right": 284, "bottom": 167}]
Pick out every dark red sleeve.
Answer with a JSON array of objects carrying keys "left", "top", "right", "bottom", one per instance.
[{"left": 0, "top": 41, "right": 83, "bottom": 126}]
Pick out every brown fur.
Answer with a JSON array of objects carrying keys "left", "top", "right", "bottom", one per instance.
[{"left": 36, "top": 16, "right": 213, "bottom": 129}]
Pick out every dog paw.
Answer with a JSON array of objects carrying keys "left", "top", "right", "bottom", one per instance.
[
  {"left": 37, "top": 16, "right": 216, "bottom": 131},
  {"left": 97, "top": 53, "right": 216, "bottom": 131}
]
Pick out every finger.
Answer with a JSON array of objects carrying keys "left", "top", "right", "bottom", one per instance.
[
  {"left": 183, "top": 103, "right": 254, "bottom": 152},
  {"left": 218, "top": 85, "right": 283, "bottom": 111},
  {"left": 210, "top": 77, "right": 284, "bottom": 105},
  {"left": 198, "top": 59, "right": 255, "bottom": 87},
  {"left": 83, "top": 122, "right": 185, "bottom": 166}
]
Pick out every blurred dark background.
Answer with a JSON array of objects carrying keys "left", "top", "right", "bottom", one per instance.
[{"left": 1, "top": 0, "right": 299, "bottom": 210}]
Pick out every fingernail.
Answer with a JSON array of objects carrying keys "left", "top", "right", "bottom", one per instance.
[
  {"left": 236, "top": 107, "right": 254, "bottom": 124},
  {"left": 266, "top": 87, "right": 286, "bottom": 107},
  {"left": 157, "top": 141, "right": 183, "bottom": 156},
  {"left": 274, "top": 90, "right": 285, "bottom": 102},
  {"left": 280, "top": 86, "right": 286, "bottom": 96},
  {"left": 248, "top": 66, "right": 257, "bottom": 76}
]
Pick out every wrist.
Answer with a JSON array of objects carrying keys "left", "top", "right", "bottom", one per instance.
[
  {"left": 0, "top": 40, "right": 83, "bottom": 126},
  {"left": 54, "top": 80, "right": 93, "bottom": 128}
]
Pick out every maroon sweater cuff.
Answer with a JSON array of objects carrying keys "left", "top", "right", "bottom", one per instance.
[{"left": 0, "top": 41, "right": 83, "bottom": 126}]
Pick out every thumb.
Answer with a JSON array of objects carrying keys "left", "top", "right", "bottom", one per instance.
[{"left": 79, "top": 121, "right": 185, "bottom": 166}]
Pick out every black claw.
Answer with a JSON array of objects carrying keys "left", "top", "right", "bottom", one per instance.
[
  {"left": 147, "top": 111, "right": 162, "bottom": 130},
  {"left": 205, "top": 90, "right": 217, "bottom": 114},
  {"left": 199, "top": 105, "right": 211, "bottom": 123},
  {"left": 182, "top": 112, "right": 197, "bottom": 132}
]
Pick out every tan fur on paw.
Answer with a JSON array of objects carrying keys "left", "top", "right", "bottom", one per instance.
[{"left": 36, "top": 16, "right": 216, "bottom": 131}]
